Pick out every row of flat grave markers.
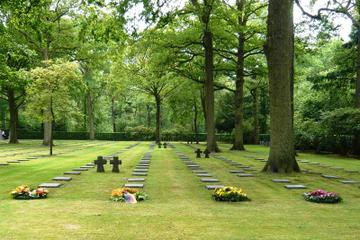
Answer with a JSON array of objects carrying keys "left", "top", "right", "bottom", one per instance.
[
  {"left": 176, "top": 151, "right": 224, "bottom": 190},
  {"left": 124, "top": 151, "right": 153, "bottom": 189},
  {"left": 37, "top": 143, "right": 139, "bottom": 188},
  {"left": 212, "top": 154, "right": 257, "bottom": 177}
]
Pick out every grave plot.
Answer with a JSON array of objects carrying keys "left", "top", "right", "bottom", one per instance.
[
  {"left": 212, "top": 154, "right": 258, "bottom": 176},
  {"left": 176, "top": 152, "right": 224, "bottom": 190}
]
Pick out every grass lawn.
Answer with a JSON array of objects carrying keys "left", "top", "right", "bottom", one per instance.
[{"left": 0, "top": 140, "right": 359, "bottom": 239}]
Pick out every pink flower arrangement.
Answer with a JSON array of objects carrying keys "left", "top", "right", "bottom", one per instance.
[{"left": 304, "top": 189, "right": 342, "bottom": 203}]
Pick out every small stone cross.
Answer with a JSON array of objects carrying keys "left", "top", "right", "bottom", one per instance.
[
  {"left": 110, "top": 156, "right": 122, "bottom": 173},
  {"left": 195, "top": 148, "right": 202, "bottom": 158},
  {"left": 94, "top": 156, "right": 107, "bottom": 173},
  {"left": 203, "top": 149, "right": 210, "bottom": 158}
]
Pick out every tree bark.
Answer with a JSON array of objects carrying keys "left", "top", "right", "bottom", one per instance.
[
  {"left": 155, "top": 94, "right": 161, "bottom": 143},
  {"left": 7, "top": 89, "right": 19, "bottom": 144},
  {"left": 251, "top": 88, "right": 260, "bottom": 144},
  {"left": 193, "top": 98, "right": 199, "bottom": 143},
  {"left": 86, "top": 92, "right": 95, "bottom": 140},
  {"left": 263, "top": 0, "right": 300, "bottom": 173},
  {"left": 353, "top": 35, "right": 360, "bottom": 155}
]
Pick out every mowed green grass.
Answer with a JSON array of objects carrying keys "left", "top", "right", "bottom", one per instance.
[{"left": 0, "top": 140, "right": 359, "bottom": 240}]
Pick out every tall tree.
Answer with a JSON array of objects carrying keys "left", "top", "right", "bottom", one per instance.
[{"left": 263, "top": 0, "right": 300, "bottom": 173}]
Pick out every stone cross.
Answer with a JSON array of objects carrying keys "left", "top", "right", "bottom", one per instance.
[
  {"left": 203, "top": 149, "right": 210, "bottom": 158},
  {"left": 158, "top": 143, "right": 162, "bottom": 148},
  {"left": 110, "top": 156, "right": 122, "bottom": 173},
  {"left": 195, "top": 149, "right": 202, "bottom": 158},
  {"left": 163, "top": 142, "right": 167, "bottom": 148},
  {"left": 94, "top": 156, "right": 107, "bottom": 173}
]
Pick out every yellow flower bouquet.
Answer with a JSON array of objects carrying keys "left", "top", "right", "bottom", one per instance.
[
  {"left": 111, "top": 188, "right": 148, "bottom": 202},
  {"left": 212, "top": 186, "right": 250, "bottom": 202},
  {"left": 10, "top": 185, "right": 49, "bottom": 200}
]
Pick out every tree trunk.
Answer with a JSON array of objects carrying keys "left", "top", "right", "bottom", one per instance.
[
  {"left": 193, "top": 98, "right": 199, "bottom": 144},
  {"left": 146, "top": 104, "right": 152, "bottom": 128},
  {"left": 42, "top": 48, "right": 52, "bottom": 146},
  {"left": 86, "top": 92, "right": 95, "bottom": 140},
  {"left": 353, "top": 35, "right": 360, "bottom": 155},
  {"left": 203, "top": 30, "right": 220, "bottom": 152},
  {"left": 200, "top": 87, "right": 206, "bottom": 129},
  {"left": 251, "top": 88, "right": 260, "bottom": 144},
  {"left": 231, "top": 1, "right": 246, "bottom": 150},
  {"left": 263, "top": 0, "right": 300, "bottom": 173},
  {"left": 111, "top": 97, "right": 116, "bottom": 132},
  {"left": 155, "top": 94, "right": 161, "bottom": 143},
  {"left": 7, "top": 89, "right": 19, "bottom": 144}
]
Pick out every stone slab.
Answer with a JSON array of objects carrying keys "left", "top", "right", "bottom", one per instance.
[
  {"left": 52, "top": 176, "right": 72, "bottom": 181},
  {"left": 196, "top": 173, "right": 212, "bottom": 177},
  {"left": 284, "top": 184, "right": 307, "bottom": 189},
  {"left": 0, "top": 163, "right": 9, "bottom": 166},
  {"left": 272, "top": 179, "right": 290, "bottom": 183},
  {"left": 200, "top": 178, "right": 219, "bottom": 182},
  {"left": 80, "top": 166, "right": 94, "bottom": 169},
  {"left": 340, "top": 180, "right": 358, "bottom": 184},
  {"left": 7, "top": 161, "right": 20, "bottom": 163},
  {"left": 128, "top": 178, "right": 145, "bottom": 182},
  {"left": 345, "top": 170, "right": 359, "bottom": 173},
  {"left": 237, "top": 173, "right": 254, "bottom": 177},
  {"left": 64, "top": 171, "right": 81, "bottom": 175},
  {"left": 205, "top": 185, "right": 224, "bottom": 190},
  {"left": 124, "top": 183, "right": 144, "bottom": 188},
  {"left": 38, "top": 183, "right": 62, "bottom": 188},
  {"left": 330, "top": 167, "right": 344, "bottom": 170},
  {"left": 322, "top": 174, "right": 338, "bottom": 179},
  {"left": 133, "top": 169, "right": 148, "bottom": 172},
  {"left": 192, "top": 170, "right": 208, "bottom": 174},
  {"left": 132, "top": 172, "right": 147, "bottom": 176},
  {"left": 72, "top": 168, "right": 88, "bottom": 171},
  {"left": 18, "top": 159, "right": 30, "bottom": 162},
  {"left": 136, "top": 166, "right": 149, "bottom": 169},
  {"left": 86, "top": 163, "right": 95, "bottom": 166},
  {"left": 255, "top": 158, "right": 265, "bottom": 160},
  {"left": 229, "top": 170, "right": 244, "bottom": 174},
  {"left": 308, "top": 162, "right": 320, "bottom": 165},
  {"left": 239, "top": 166, "right": 251, "bottom": 169}
]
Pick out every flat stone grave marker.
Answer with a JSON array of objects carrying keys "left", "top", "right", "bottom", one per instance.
[
  {"left": 284, "top": 184, "right": 307, "bottom": 189},
  {"left": 340, "top": 180, "right": 358, "bottom": 184},
  {"left": 86, "top": 163, "right": 95, "bottom": 166},
  {"left": 299, "top": 160, "right": 309, "bottom": 163},
  {"left": 133, "top": 169, "right": 148, "bottom": 172},
  {"left": 322, "top": 174, "right": 338, "bottom": 179},
  {"left": 196, "top": 173, "right": 212, "bottom": 177},
  {"left": 73, "top": 168, "right": 88, "bottom": 171},
  {"left": 53, "top": 176, "right": 72, "bottom": 181},
  {"left": 238, "top": 173, "right": 254, "bottom": 177},
  {"left": 128, "top": 178, "right": 145, "bottom": 182},
  {"left": 306, "top": 171, "right": 322, "bottom": 175},
  {"left": 18, "top": 159, "right": 30, "bottom": 162},
  {"left": 136, "top": 166, "right": 149, "bottom": 169},
  {"left": 239, "top": 166, "right": 251, "bottom": 169},
  {"left": 330, "top": 167, "right": 344, "bottom": 170},
  {"left": 0, "top": 163, "right": 9, "bottom": 166},
  {"left": 132, "top": 172, "right": 147, "bottom": 176},
  {"left": 255, "top": 158, "right": 265, "bottom": 161},
  {"left": 200, "top": 178, "right": 219, "bottom": 182},
  {"left": 272, "top": 179, "right": 290, "bottom": 183},
  {"left": 193, "top": 170, "right": 208, "bottom": 174},
  {"left": 94, "top": 156, "right": 107, "bottom": 173},
  {"left": 345, "top": 170, "right": 359, "bottom": 173},
  {"left": 64, "top": 171, "right": 81, "bottom": 175},
  {"left": 7, "top": 161, "right": 20, "bottom": 163},
  {"left": 309, "top": 162, "right": 320, "bottom": 165},
  {"left": 27, "top": 157, "right": 38, "bottom": 159},
  {"left": 38, "top": 183, "right": 62, "bottom": 188},
  {"left": 230, "top": 162, "right": 242, "bottom": 166},
  {"left": 124, "top": 183, "right": 144, "bottom": 188},
  {"left": 80, "top": 166, "right": 94, "bottom": 169},
  {"left": 138, "top": 163, "right": 150, "bottom": 166},
  {"left": 205, "top": 185, "right": 224, "bottom": 190},
  {"left": 244, "top": 168, "right": 257, "bottom": 171},
  {"left": 229, "top": 170, "right": 244, "bottom": 174}
]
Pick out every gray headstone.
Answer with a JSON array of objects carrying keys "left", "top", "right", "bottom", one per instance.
[
  {"left": 64, "top": 171, "right": 81, "bottom": 175},
  {"left": 229, "top": 170, "right": 244, "bottom": 174},
  {"left": 52, "top": 176, "right": 72, "bottom": 181},
  {"left": 272, "top": 179, "right": 290, "bottom": 183},
  {"left": 138, "top": 163, "right": 150, "bottom": 166},
  {"left": 38, "top": 183, "right": 62, "bottom": 188},
  {"left": 136, "top": 166, "right": 149, "bottom": 169},
  {"left": 7, "top": 161, "right": 20, "bottom": 163},
  {"left": 192, "top": 170, "right": 208, "bottom": 173},
  {"left": 196, "top": 173, "right": 212, "bottom": 177},
  {"left": 230, "top": 162, "right": 242, "bottom": 166},
  {"left": 86, "top": 163, "right": 95, "bottom": 166},
  {"left": 340, "top": 180, "right": 358, "bottom": 184},
  {"left": 72, "top": 168, "right": 88, "bottom": 171},
  {"left": 27, "top": 157, "right": 38, "bottom": 160},
  {"left": 205, "top": 185, "right": 224, "bottom": 190},
  {"left": 322, "top": 174, "right": 338, "bottom": 179},
  {"left": 239, "top": 166, "right": 251, "bottom": 169},
  {"left": 284, "top": 184, "right": 307, "bottom": 189},
  {"left": 0, "top": 163, "right": 9, "bottom": 166},
  {"left": 238, "top": 173, "right": 254, "bottom": 177},
  {"left": 345, "top": 170, "right": 359, "bottom": 173},
  {"left": 200, "top": 178, "right": 219, "bottom": 182},
  {"left": 18, "top": 159, "right": 30, "bottom": 162},
  {"left": 128, "top": 178, "right": 145, "bottom": 182},
  {"left": 255, "top": 158, "right": 265, "bottom": 161},
  {"left": 132, "top": 172, "right": 147, "bottom": 176},
  {"left": 80, "top": 166, "right": 94, "bottom": 169},
  {"left": 124, "top": 183, "right": 144, "bottom": 188},
  {"left": 134, "top": 169, "right": 148, "bottom": 172},
  {"left": 309, "top": 162, "right": 320, "bottom": 165},
  {"left": 330, "top": 167, "right": 344, "bottom": 170}
]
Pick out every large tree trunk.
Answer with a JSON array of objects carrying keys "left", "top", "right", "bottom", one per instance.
[
  {"left": 251, "top": 88, "right": 260, "bottom": 144},
  {"left": 231, "top": 1, "right": 246, "bottom": 150},
  {"left": 111, "top": 97, "right": 116, "bottom": 132},
  {"left": 353, "top": 36, "right": 360, "bottom": 155},
  {"left": 193, "top": 98, "right": 199, "bottom": 143},
  {"left": 263, "top": 0, "right": 300, "bottom": 173},
  {"left": 203, "top": 30, "right": 220, "bottom": 152},
  {"left": 86, "top": 92, "right": 95, "bottom": 140},
  {"left": 155, "top": 94, "right": 161, "bottom": 143},
  {"left": 7, "top": 89, "right": 19, "bottom": 144}
]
